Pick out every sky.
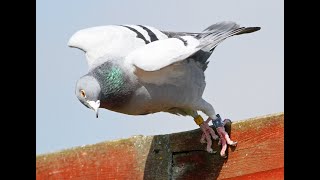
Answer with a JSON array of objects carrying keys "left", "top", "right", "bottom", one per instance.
[{"left": 36, "top": 0, "right": 283, "bottom": 155}]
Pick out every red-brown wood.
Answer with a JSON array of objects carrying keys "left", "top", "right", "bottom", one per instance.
[
  {"left": 217, "top": 114, "right": 284, "bottom": 179},
  {"left": 224, "top": 167, "right": 284, "bottom": 180},
  {"left": 36, "top": 113, "right": 284, "bottom": 180},
  {"left": 36, "top": 138, "right": 150, "bottom": 180}
]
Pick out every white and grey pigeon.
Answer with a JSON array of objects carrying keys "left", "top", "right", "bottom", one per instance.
[{"left": 68, "top": 22, "right": 260, "bottom": 157}]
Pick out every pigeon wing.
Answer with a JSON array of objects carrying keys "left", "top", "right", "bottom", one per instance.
[
  {"left": 68, "top": 25, "right": 168, "bottom": 70},
  {"left": 125, "top": 36, "right": 202, "bottom": 72}
]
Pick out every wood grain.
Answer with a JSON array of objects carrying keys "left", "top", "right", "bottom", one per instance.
[{"left": 36, "top": 112, "right": 284, "bottom": 180}]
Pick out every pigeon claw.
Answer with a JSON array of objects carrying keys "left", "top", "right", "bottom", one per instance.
[
  {"left": 200, "top": 138, "right": 206, "bottom": 144},
  {"left": 221, "top": 153, "right": 228, "bottom": 159},
  {"left": 229, "top": 141, "right": 238, "bottom": 146},
  {"left": 197, "top": 116, "right": 219, "bottom": 153},
  {"left": 207, "top": 148, "right": 217, "bottom": 154}
]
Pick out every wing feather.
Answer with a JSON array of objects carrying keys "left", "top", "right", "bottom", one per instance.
[{"left": 125, "top": 36, "right": 201, "bottom": 71}]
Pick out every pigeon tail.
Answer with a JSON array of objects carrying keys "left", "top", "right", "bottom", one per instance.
[
  {"left": 190, "top": 22, "right": 260, "bottom": 71},
  {"left": 198, "top": 21, "right": 260, "bottom": 52}
]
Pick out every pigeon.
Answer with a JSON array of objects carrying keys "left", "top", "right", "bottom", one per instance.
[{"left": 68, "top": 22, "right": 260, "bottom": 157}]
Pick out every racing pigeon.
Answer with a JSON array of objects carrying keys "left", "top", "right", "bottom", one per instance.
[{"left": 68, "top": 22, "right": 260, "bottom": 157}]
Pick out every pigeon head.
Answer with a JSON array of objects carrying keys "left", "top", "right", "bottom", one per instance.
[{"left": 75, "top": 75, "right": 101, "bottom": 118}]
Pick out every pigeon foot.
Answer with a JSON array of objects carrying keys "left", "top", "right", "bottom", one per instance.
[{"left": 195, "top": 115, "right": 219, "bottom": 153}]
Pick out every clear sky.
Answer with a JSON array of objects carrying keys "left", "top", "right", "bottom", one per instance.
[{"left": 36, "top": 0, "right": 283, "bottom": 155}]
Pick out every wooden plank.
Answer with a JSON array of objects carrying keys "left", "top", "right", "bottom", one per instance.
[
  {"left": 169, "top": 113, "right": 284, "bottom": 179},
  {"left": 36, "top": 112, "right": 284, "bottom": 180},
  {"left": 224, "top": 167, "right": 284, "bottom": 180},
  {"left": 36, "top": 137, "right": 153, "bottom": 179},
  {"left": 218, "top": 114, "right": 284, "bottom": 179}
]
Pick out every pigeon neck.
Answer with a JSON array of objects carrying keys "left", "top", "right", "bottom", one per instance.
[{"left": 91, "top": 61, "right": 136, "bottom": 109}]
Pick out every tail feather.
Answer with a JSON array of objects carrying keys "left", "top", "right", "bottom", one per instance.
[
  {"left": 198, "top": 21, "right": 260, "bottom": 52},
  {"left": 190, "top": 22, "right": 260, "bottom": 71},
  {"left": 234, "top": 27, "right": 261, "bottom": 35},
  {"left": 201, "top": 21, "right": 240, "bottom": 35}
]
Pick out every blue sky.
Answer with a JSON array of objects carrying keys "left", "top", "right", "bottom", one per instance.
[{"left": 36, "top": 0, "right": 283, "bottom": 154}]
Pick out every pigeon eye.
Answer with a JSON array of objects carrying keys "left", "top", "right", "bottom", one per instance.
[{"left": 80, "top": 90, "right": 86, "bottom": 98}]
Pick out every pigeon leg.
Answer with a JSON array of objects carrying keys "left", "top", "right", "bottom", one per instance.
[
  {"left": 217, "top": 130, "right": 228, "bottom": 158},
  {"left": 204, "top": 117, "right": 219, "bottom": 141},
  {"left": 196, "top": 99, "right": 237, "bottom": 157},
  {"left": 217, "top": 126, "right": 237, "bottom": 146},
  {"left": 195, "top": 115, "right": 218, "bottom": 153},
  {"left": 216, "top": 126, "right": 238, "bottom": 158},
  {"left": 212, "top": 115, "right": 238, "bottom": 157},
  {"left": 200, "top": 117, "right": 219, "bottom": 144}
]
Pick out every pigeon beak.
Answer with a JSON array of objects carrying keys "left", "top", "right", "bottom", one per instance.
[{"left": 87, "top": 100, "right": 100, "bottom": 118}]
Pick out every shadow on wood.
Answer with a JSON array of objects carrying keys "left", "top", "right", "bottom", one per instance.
[{"left": 36, "top": 112, "right": 284, "bottom": 180}]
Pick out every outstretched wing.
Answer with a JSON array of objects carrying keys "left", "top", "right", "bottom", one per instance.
[
  {"left": 126, "top": 22, "right": 260, "bottom": 72},
  {"left": 68, "top": 25, "right": 168, "bottom": 69},
  {"left": 125, "top": 36, "right": 202, "bottom": 71},
  {"left": 68, "top": 21, "right": 260, "bottom": 72}
]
